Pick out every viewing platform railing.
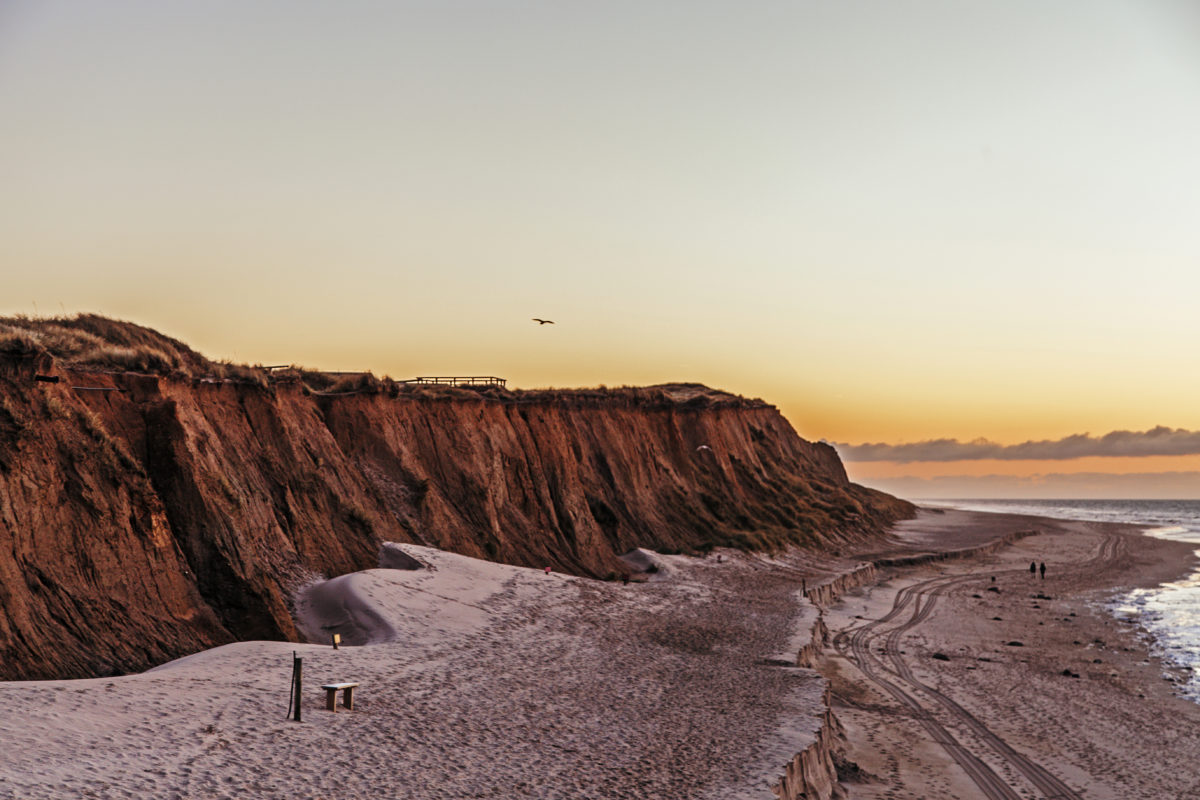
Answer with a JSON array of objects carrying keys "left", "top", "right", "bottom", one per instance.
[{"left": 401, "top": 376, "right": 507, "bottom": 388}]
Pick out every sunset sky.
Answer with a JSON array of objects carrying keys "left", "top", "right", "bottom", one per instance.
[{"left": 3, "top": 1, "right": 1199, "bottom": 497}]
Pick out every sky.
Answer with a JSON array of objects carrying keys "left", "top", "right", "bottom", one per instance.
[{"left": 3, "top": 1, "right": 1200, "bottom": 498}]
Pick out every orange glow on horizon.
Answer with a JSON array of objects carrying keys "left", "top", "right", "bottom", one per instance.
[{"left": 845, "top": 454, "right": 1200, "bottom": 481}]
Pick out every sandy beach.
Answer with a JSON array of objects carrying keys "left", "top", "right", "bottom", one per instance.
[
  {"left": 825, "top": 510, "right": 1200, "bottom": 799},
  {"left": 0, "top": 511, "right": 1196, "bottom": 799},
  {"left": 0, "top": 544, "right": 835, "bottom": 799}
]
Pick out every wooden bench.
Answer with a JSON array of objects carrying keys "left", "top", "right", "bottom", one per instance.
[{"left": 321, "top": 682, "right": 359, "bottom": 712}]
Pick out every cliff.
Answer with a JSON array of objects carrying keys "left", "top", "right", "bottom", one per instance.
[{"left": 0, "top": 315, "right": 913, "bottom": 679}]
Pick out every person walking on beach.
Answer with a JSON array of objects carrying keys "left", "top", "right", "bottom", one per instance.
[
  {"left": 1030, "top": 561, "right": 1037, "bottom": 577},
  {"left": 1039, "top": 562, "right": 1046, "bottom": 580}
]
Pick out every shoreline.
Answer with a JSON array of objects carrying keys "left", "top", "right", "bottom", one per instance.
[{"left": 0, "top": 510, "right": 1195, "bottom": 798}]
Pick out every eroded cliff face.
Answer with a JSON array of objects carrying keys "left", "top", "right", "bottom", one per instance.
[
  {"left": 317, "top": 388, "right": 911, "bottom": 575},
  {"left": 0, "top": 329, "right": 911, "bottom": 680}
]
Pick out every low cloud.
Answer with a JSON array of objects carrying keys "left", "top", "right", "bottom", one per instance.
[{"left": 833, "top": 426, "right": 1200, "bottom": 463}]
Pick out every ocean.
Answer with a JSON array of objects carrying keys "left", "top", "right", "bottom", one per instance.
[{"left": 931, "top": 499, "right": 1200, "bottom": 701}]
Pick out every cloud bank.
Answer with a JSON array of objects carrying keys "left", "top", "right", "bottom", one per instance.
[{"left": 832, "top": 426, "right": 1200, "bottom": 463}]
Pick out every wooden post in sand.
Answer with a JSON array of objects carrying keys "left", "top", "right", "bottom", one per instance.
[{"left": 292, "top": 653, "right": 303, "bottom": 723}]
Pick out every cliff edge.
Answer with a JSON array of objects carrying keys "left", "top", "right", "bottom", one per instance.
[{"left": 0, "top": 315, "right": 912, "bottom": 679}]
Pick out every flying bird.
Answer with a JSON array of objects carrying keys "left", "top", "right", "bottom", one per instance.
[{"left": 532, "top": 318, "right": 555, "bottom": 325}]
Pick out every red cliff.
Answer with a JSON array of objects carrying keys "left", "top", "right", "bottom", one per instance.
[{"left": 0, "top": 316, "right": 912, "bottom": 679}]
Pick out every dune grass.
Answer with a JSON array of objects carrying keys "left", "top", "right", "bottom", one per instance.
[{"left": 0, "top": 315, "right": 764, "bottom": 414}]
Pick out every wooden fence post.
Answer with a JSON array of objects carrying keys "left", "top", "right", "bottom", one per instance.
[{"left": 292, "top": 653, "right": 303, "bottom": 722}]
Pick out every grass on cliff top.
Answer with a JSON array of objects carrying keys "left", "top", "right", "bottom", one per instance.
[
  {"left": 0, "top": 314, "right": 276, "bottom": 384},
  {"left": 0, "top": 314, "right": 766, "bottom": 409},
  {"left": 351, "top": 380, "right": 766, "bottom": 409},
  {"left": 3, "top": 314, "right": 214, "bottom": 374}
]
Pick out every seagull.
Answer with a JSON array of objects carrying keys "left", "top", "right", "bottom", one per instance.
[{"left": 532, "top": 318, "right": 555, "bottom": 325}]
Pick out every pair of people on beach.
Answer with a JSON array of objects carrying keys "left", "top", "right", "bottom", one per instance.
[{"left": 1030, "top": 561, "right": 1045, "bottom": 579}]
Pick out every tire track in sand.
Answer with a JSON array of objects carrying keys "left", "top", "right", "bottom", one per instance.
[
  {"left": 836, "top": 574, "right": 1020, "bottom": 800},
  {"left": 833, "top": 532, "right": 1122, "bottom": 799}
]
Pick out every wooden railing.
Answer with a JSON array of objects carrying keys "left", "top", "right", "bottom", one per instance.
[{"left": 401, "top": 376, "right": 507, "bottom": 388}]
